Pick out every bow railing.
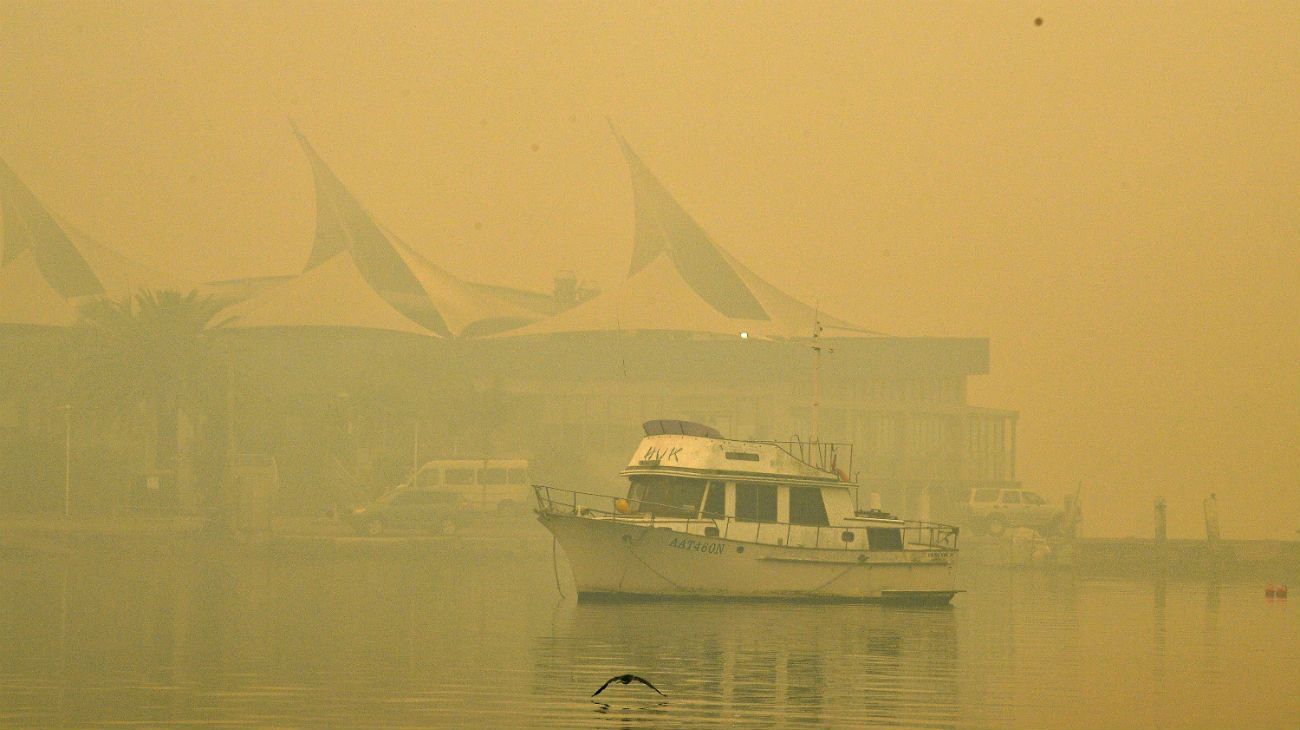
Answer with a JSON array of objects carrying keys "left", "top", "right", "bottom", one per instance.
[{"left": 533, "top": 484, "right": 958, "bottom": 552}]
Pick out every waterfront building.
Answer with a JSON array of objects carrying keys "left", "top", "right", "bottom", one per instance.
[{"left": 0, "top": 130, "right": 1016, "bottom": 519}]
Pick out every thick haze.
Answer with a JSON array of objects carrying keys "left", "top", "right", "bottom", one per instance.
[{"left": 2, "top": 1, "right": 1296, "bottom": 538}]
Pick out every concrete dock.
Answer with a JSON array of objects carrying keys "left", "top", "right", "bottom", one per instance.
[
  {"left": 3, "top": 514, "right": 1296, "bottom": 578},
  {"left": 962, "top": 533, "right": 1300, "bottom": 577}
]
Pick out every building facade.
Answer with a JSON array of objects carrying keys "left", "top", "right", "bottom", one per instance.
[{"left": 0, "top": 129, "right": 1017, "bottom": 522}]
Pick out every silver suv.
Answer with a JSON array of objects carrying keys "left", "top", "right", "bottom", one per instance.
[{"left": 965, "top": 488, "right": 1067, "bottom": 537}]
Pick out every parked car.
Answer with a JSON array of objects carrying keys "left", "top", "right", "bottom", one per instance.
[
  {"left": 344, "top": 488, "right": 474, "bottom": 536},
  {"left": 964, "top": 487, "right": 1068, "bottom": 537}
]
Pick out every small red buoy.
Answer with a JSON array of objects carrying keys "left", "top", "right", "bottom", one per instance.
[{"left": 1266, "top": 583, "right": 1276, "bottom": 598}]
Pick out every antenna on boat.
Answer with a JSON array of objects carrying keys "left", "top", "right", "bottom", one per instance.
[{"left": 810, "top": 304, "right": 833, "bottom": 448}]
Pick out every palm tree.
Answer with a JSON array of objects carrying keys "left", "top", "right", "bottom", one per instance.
[{"left": 74, "top": 289, "right": 233, "bottom": 512}]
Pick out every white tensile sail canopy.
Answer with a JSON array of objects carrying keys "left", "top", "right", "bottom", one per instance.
[
  {"left": 1, "top": 157, "right": 192, "bottom": 328},
  {"left": 219, "top": 249, "right": 435, "bottom": 336},
  {"left": 388, "top": 235, "right": 541, "bottom": 337},
  {"left": 0, "top": 249, "right": 81, "bottom": 327},
  {"left": 499, "top": 131, "right": 879, "bottom": 341},
  {"left": 291, "top": 123, "right": 542, "bottom": 338}
]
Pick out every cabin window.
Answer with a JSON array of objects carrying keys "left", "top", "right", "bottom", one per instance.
[
  {"left": 627, "top": 475, "right": 706, "bottom": 518},
  {"left": 735, "top": 482, "right": 778, "bottom": 523},
  {"left": 972, "top": 488, "right": 999, "bottom": 503},
  {"left": 867, "top": 528, "right": 903, "bottom": 551},
  {"left": 701, "top": 481, "right": 726, "bottom": 518},
  {"left": 788, "top": 486, "right": 830, "bottom": 526},
  {"left": 506, "top": 468, "right": 528, "bottom": 484},
  {"left": 414, "top": 470, "right": 440, "bottom": 488},
  {"left": 1001, "top": 491, "right": 1022, "bottom": 504},
  {"left": 479, "top": 468, "right": 507, "bottom": 484},
  {"left": 1022, "top": 491, "right": 1046, "bottom": 505},
  {"left": 444, "top": 468, "right": 475, "bottom": 485}
]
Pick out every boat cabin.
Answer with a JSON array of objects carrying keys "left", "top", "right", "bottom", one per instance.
[{"left": 613, "top": 420, "right": 909, "bottom": 551}]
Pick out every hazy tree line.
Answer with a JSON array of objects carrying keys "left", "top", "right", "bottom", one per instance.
[{"left": 1, "top": 287, "right": 524, "bottom": 517}]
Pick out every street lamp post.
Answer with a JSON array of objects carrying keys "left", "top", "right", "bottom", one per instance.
[{"left": 61, "top": 404, "right": 72, "bottom": 518}]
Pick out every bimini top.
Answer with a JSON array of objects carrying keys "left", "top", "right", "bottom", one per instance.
[{"left": 642, "top": 420, "right": 723, "bottom": 439}]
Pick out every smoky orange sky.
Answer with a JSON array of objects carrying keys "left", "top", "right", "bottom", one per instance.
[{"left": 2, "top": 1, "right": 1296, "bottom": 538}]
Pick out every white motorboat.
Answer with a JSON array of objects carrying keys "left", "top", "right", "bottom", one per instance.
[{"left": 535, "top": 420, "right": 960, "bottom": 604}]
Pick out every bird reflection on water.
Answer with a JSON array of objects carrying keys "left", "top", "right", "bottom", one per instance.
[
  {"left": 591, "top": 699, "right": 670, "bottom": 716},
  {"left": 533, "top": 598, "right": 958, "bottom": 728},
  {"left": 588, "top": 674, "right": 668, "bottom": 720}
]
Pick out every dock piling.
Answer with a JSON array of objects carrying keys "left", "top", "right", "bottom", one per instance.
[
  {"left": 1203, "top": 494, "right": 1220, "bottom": 544},
  {"left": 1154, "top": 497, "right": 1167, "bottom": 543}
]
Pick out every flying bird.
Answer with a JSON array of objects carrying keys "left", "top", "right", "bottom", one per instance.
[{"left": 592, "top": 674, "right": 665, "bottom": 697}]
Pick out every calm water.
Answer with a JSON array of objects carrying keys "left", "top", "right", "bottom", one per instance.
[{"left": 1, "top": 540, "right": 1297, "bottom": 729}]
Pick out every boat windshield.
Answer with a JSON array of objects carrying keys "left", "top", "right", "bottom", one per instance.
[{"left": 627, "top": 475, "right": 706, "bottom": 518}]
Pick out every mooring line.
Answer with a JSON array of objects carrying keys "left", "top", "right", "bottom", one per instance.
[
  {"left": 625, "top": 541, "right": 689, "bottom": 592},
  {"left": 807, "top": 562, "right": 858, "bottom": 595},
  {"left": 552, "top": 536, "right": 566, "bottom": 599}
]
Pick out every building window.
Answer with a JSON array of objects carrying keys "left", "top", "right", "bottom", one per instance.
[
  {"left": 735, "top": 482, "right": 777, "bottom": 523},
  {"left": 788, "top": 486, "right": 829, "bottom": 526}
]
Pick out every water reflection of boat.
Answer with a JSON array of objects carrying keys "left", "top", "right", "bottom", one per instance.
[
  {"left": 534, "top": 420, "right": 960, "bottom": 603},
  {"left": 532, "top": 600, "right": 959, "bottom": 726}
]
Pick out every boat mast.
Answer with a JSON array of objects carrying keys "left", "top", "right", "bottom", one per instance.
[{"left": 811, "top": 308, "right": 824, "bottom": 445}]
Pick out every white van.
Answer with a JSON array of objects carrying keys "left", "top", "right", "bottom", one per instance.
[{"left": 409, "top": 459, "right": 531, "bottom": 512}]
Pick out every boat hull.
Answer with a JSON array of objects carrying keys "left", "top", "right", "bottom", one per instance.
[{"left": 539, "top": 512, "right": 958, "bottom": 604}]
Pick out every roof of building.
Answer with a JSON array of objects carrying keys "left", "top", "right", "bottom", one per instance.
[
  {"left": 497, "top": 252, "right": 767, "bottom": 338},
  {"left": 499, "top": 132, "right": 881, "bottom": 340},
  {"left": 1, "top": 157, "right": 104, "bottom": 300},
  {"left": 387, "top": 234, "right": 541, "bottom": 337},
  {"left": 1, "top": 157, "right": 191, "bottom": 328},
  {"left": 462, "top": 280, "right": 563, "bottom": 316},
  {"left": 219, "top": 249, "right": 434, "bottom": 336},
  {"left": 198, "top": 274, "right": 298, "bottom": 301},
  {"left": 290, "top": 123, "right": 544, "bottom": 337},
  {"left": 0, "top": 249, "right": 81, "bottom": 327},
  {"left": 3, "top": 129, "right": 887, "bottom": 342}
]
